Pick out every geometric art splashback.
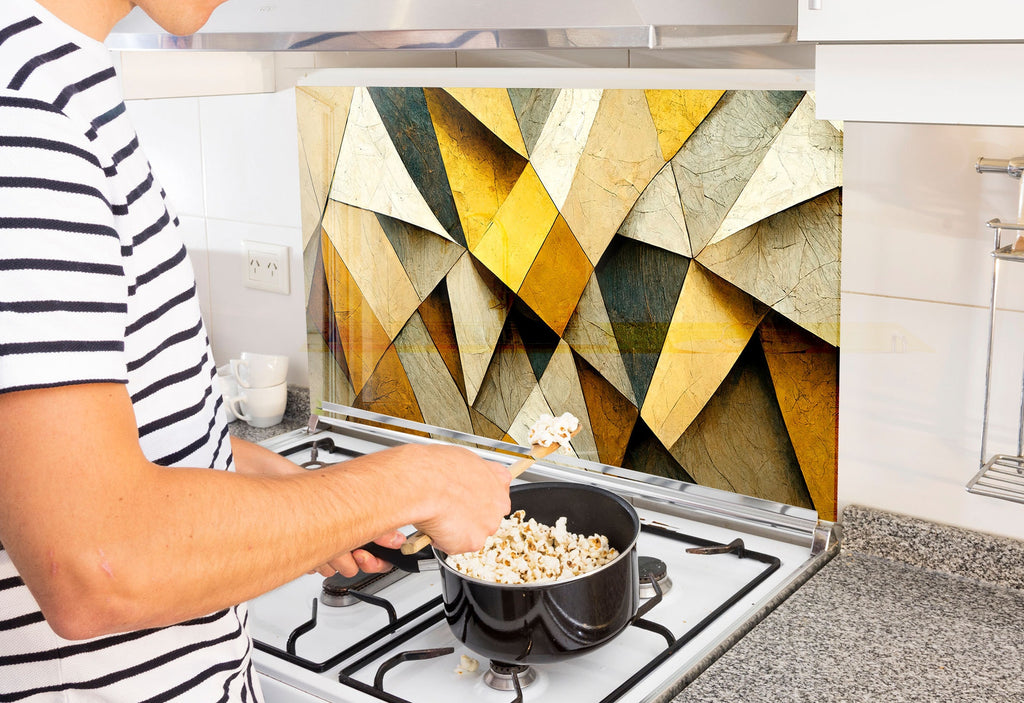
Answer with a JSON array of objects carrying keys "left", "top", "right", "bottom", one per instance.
[{"left": 296, "top": 87, "right": 841, "bottom": 520}]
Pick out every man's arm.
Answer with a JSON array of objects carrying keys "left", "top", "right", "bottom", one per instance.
[
  {"left": 0, "top": 382, "right": 510, "bottom": 640},
  {"left": 230, "top": 435, "right": 404, "bottom": 576}
]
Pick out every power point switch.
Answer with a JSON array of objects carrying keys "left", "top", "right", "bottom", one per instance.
[{"left": 243, "top": 241, "right": 290, "bottom": 295}]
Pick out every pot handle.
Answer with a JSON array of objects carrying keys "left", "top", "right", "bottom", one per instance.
[{"left": 359, "top": 542, "right": 437, "bottom": 573}]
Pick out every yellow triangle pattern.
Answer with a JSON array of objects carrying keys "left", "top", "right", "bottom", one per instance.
[
  {"left": 444, "top": 87, "right": 529, "bottom": 158},
  {"left": 644, "top": 89, "right": 726, "bottom": 161},
  {"left": 641, "top": 263, "right": 769, "bottom": 449},
  {"left": 472, "top": 164, "right": 559, "bottom": 293},
  {"left": 424, "top": 87, "right": 527, "bottom": 251}
]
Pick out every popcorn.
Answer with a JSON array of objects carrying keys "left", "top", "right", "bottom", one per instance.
[
  {"left": 454, "top": 655, "right": 479, "bottom": 675},
  {"left": 445, "top": 510, "right": 618, "bottom": 584},
  {"left": 527, "top": 413, "right": 579, "bottom": 450}
]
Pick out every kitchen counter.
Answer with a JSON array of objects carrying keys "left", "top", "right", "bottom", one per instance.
[{"left": 671, "top": 505, "right": 1024, "bottom": 702}]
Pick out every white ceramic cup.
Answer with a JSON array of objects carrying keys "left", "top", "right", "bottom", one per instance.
[
  {"left": 226, "top": 382, "right": 288, "bottom": 428},
  {"left": 216, "top": 364, "right": 239, "bottom": 422},
  {"left": 231, "top": 352, "right": 288, "bottom": 389}
]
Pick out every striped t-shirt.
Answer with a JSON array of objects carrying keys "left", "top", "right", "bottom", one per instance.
[{"left": 0, "top": 0, "right": 261, "bottom": 700}]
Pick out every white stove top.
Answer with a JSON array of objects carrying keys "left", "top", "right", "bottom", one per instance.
[{"left": 249, "top": 414, "right": 837, "bottom": 703}]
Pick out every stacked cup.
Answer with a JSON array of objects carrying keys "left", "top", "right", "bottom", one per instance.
[{"left": 224, "top": 352, "right": 289, "bottom": 428}]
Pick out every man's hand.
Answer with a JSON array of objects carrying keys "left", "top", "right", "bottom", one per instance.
[
  {"left": 401, "top": 445, "right": 512, "bottom": 556},
  {"left": 312, "top": 529, "right": 406, "bottom": 577}
]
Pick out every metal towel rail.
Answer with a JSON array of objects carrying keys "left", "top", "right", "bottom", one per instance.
[{"left": 968, "top": 156, "right": 1024, "bottom": 504}]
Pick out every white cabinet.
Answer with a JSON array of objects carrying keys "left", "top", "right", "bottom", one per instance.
[
  {"left": 801, "top": 1, "right": 1024, "bottom": 126},
  {"left": 798, "top": 0, "right": 1024, "bottom": 42},
  {"left": 813, "top": 43, "right": 1024, "bottom": 126}
]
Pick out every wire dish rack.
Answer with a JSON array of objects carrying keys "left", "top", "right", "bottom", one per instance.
[
  {"left": 968, "top": 160, "right": 1024, "bottom": 505},
  {"left": 968, "top": 455, "right": 1024, "bottom": 504}
]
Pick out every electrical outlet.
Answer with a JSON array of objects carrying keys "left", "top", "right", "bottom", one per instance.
[{"left": 243, "top": 241, "right": 290, "bottom": 295}]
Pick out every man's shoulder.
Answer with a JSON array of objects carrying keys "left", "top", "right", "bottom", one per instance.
[
  {"left": 0, "top": 87, "right": 89, "bottom": 138},
  {"left": 0, "top": 9, "right": 112, "bottom": 153},
  {"left": 0, "top": 87, "right": 108, "bottom": 177}
]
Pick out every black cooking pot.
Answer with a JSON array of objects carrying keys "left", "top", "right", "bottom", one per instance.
[{"left": 364, "top": 482, "right": 644, "bottom": 664}]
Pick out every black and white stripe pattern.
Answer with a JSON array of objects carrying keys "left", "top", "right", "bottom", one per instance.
[{"left": 0, "top": 0, "right": 258, "bottom": 699}]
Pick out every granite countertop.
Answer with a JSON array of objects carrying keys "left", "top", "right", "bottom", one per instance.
[
  {"left": 227, "top": 385, "right": 310, "bottom": 443},
  {"left": 672, "top": 505, "right": 1024, "bottom": 702}
]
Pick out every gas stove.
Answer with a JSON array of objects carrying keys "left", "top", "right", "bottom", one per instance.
[{"left": 249, "top": 406, "right": 838, "bottom": 703}]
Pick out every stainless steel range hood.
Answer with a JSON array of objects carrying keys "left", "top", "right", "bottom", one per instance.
[{"left": 107, "top": 0, "right": 798, "bottom": 53}]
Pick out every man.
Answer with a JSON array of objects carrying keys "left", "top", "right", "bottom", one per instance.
[{"left": 0, "top": 0, "right": 512, "bottom": 699}]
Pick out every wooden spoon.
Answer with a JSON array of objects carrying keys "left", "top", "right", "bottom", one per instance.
[{"left": 399, "top": 427, "right": 580, "bottom": 555}]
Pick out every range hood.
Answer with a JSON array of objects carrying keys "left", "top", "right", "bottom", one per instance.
[{"left": 107, "top": 0, "right": 798, "bottom": 53}]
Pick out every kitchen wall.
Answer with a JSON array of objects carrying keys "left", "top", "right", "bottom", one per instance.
[
  {"left": 124, "top": 90, "right": 310, "bottom": 386},
  {"left": 840, "top": 122, "right": 1024, "bottom": 541},
  {"left": 120, "top": 54, "right": 1024, "bottom": 542}
]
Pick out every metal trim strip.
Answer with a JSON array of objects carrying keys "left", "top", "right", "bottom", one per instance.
[
  {"left": 106, "top": 25, "right": 796, "bottom": 52},
  {"left": 320, "top": 401, "right": 529, "bottom": 455},
  {"left": 107, "top": 27, "right": 653, "bottom": 51}
]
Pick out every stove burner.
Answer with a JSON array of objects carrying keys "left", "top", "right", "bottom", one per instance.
[
  {"left": 638, "top": 555, "right": 672, "bottom": 599},
  {"left": 483, "top": 661, "right": 538, "bottom": 691},
  {"left": 320, "top": 568, "right": 407, "bottom": 607}
]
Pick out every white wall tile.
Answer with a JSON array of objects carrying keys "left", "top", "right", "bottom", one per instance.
[
  {"left": 838, "top": 292, "right": 1024, "bottom": 540},
  {"left": 842, "top": 122, "right": 1024, "bottom": 310},
  {"left": 204, "top": 219, "right": 308, "bottom": 386},
  {"left": 125, "top": 97, "right": 205, "bottom": 217},
  {"left": 120, "top": 52, "right": 275, "bottom": 100},
  {"left": 198, "top": 90, "right": 302, "bottom": 228}
]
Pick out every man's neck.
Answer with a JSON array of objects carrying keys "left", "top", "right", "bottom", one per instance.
[{"left": 34, "top": 0, "right": 134, "bottom": 42}]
